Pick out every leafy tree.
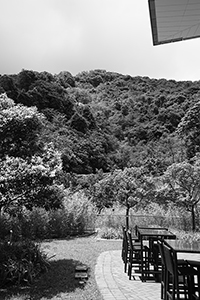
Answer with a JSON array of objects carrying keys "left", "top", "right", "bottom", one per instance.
[
  {"left": 112, "top": 167, "right": 155, "bottom": 228},
  {"left": 62, "top": 132, "right": 111, "bottom": 174},
  {"left": 0, "top": 148, "right": 63, "bottom": 215},
  {"left": 16, "top": 69, "right": 37, "bottom": 91},
  {"left": 177, "top": 100, "right": 200, "bottom": 159},
  {"left": 90, "top": 173, "right": 116, "bottom": 213},
  {"left": 161, "top": 158, "right": 200, "bottom": 231},
  {"left": 16, "top": 79, "right": 75, "bottom": 120},
  {"left": 92, "top": 167, "right": 155, "bottom": 228},
  {"left": 0, "top": 93, "right": 45, "bottom": 158},
  {"left": 54, "top": 71, "right": 75, "bottom": 88},
  {"left": 0, "top": 94, "right": 64, "bottom": 219},
  {"left": 69, "top": 112, "right": 88, "bottom": 133},
  {"left": 0, "top": 75, "right": 18, "bottom": 100}
]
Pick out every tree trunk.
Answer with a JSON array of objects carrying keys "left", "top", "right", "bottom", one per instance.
[
  {"left": 125, "top": 204, "right": 130, "bottom": 230},
  {"left": 191, "top": 205, "right": 196, "bottom": 231}
]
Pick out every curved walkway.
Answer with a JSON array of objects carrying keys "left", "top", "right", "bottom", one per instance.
[{"left": 95, "top": 250, "right": 161, "bottom": 300}]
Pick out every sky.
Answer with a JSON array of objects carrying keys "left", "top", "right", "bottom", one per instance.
[{"left": 1, "top": 0, "right": 200, "bottom": 81}]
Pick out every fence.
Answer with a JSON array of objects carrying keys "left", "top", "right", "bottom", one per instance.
[{"left": 95, "top": 213, "right": 195, "bottom": 232}]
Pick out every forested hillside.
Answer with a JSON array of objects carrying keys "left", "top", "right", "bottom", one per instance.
[{"left": 1, "top": 69, "right": 200, "bottom": 175}]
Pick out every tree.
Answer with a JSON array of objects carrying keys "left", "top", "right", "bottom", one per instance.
[
  {"left": 0, "top": 148, "right": 63, "bottom": 215},
  {"left": 0, "top": 94, "right": 64, "bottom": 218},
  {"left": 0, "top": 93, "right": 45, "bottom": 158},
  {"left": 161, "top": 158, "right": 200, "bottom": 231},
  {"left": 177, "top": 100, "right": 200, "bottom": 159},
  {"left": 91, "top": 173, "right": 116, "bottom": 213},
  {"left": 92, "top": 167, "right": 155, "bottom": 228},
  {"left": 112, "top": 167, "right": 155, "bottom": 228}
]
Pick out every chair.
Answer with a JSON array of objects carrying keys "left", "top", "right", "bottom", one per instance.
[
  {"left": 121, "top": 226, "right": 129, "bottom": 272},
  {"left": 158, "top": 240, "right": 180, "bottom": 299},
  {"left": 162, "top": 243, "right": 197, "bottom": 300},
  {"left": 121, "top": 226, "right": 126, "bottom": 262},
  {"left": 186, "top": 260, "right": 200, "bottom": 300},
  {"left": 127, "top": 230, "right": 147, "bottom": 280},
  {"left": 121, "top": 226, "right": 140, "bottom": 271},
  {"left": 158, "top": 240, "right": 167, "bottom": 299}
]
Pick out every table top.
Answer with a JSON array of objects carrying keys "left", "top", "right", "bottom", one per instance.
[
  {"left": 164, "top": 239, "right": 200, "bottom": 253},
  {"left": 138, "top": 228, "right": 176, "bottom": 239},
  {"left": 178, "top": 252, "right": 200, "bottom": 262}
]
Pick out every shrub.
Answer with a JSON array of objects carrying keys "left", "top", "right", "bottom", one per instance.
[
  {"left": 0, "top": 240, "right": 49, "bottom": 287},
  {"left": 0, "top": 191, "right": 97, "bottom": 240},
  {"left": 97, "top": 227, "right": 122, "bottom": 239},
  {"left": 61, "top": 190, "right": 97, "bottom": 235}
]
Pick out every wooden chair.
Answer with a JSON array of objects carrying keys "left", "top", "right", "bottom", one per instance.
[
  {"left": 127, "top": 230, "right": 146, "bottom": 280},
  {"left": 186, "top": 260, "right": 200, "bottom": 300},
  {"left": 162, "top": 243, "right": 197, "bottom": 300},
  {"left": 121, "top": 226, "right": 129, "bottom": 272},
  {"left": 121, "top": 226, "right": 126, "bottom": 263},
  {"left": 158, "top": 240, "right": 166, "bottom": 299},
  {"left": 121, "top": 226, "right": 140, "bottom": 272}
]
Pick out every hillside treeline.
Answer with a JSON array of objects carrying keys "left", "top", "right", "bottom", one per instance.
[{"left": 1, "top": 69, "right": 200, "bottom": 175}]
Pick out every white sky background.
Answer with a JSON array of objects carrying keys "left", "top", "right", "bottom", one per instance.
[{"left": 0, "top": 0, "right": 200, "bottom": 81}]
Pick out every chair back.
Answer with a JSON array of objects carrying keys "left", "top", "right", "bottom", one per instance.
[
  {"left": 122, "top": 226, "right": 129, "bottom": 251},
  {"left": 162, "top": 243, "right": 177, "bottom": 276},
  {"left": 157, "top": 240, "right": 166, "bottom": 267},
  {"left": 127, "top": 230, "right": 134, "bottom": 252}
]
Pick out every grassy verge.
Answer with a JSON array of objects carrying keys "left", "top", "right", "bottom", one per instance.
[{"left": 1, "top": 234, "right": 122, "bottom": 300}]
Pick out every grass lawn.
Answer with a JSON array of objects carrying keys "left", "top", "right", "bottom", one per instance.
[{"left": 0, "top": 234, "right": 122, "bottom": 300}]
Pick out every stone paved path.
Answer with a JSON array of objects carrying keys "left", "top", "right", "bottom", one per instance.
[{"left": 95, "top": 250, "right": 161, "bottom": 300}]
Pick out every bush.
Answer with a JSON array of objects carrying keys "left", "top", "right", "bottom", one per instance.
[
  {"left": 97, "top": 227, "right": 122, "bottom": 239},
  {"left": 0, "top": 191, "right": 97, "bottom": 240},
  {"left": 0, "top": 240, "right": 49, "bottom": 287},
  {"left": 39, "top": 191, "right": 97, "bottom": 238}
]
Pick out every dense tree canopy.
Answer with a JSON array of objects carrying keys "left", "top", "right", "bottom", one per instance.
[
  {"left": 0, "top": 93, "right": 45, "bottom": 158},
  {"left": 177, "top": 101, "right": 200, "bottom": 159},
  {"left": 1, "top": 69, "right": 200, "bottom": 174},
  {"left": 0, "top": 94, "right": 63, "bottom": 215}
]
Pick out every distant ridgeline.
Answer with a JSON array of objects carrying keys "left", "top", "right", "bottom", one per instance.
[{"left": 0, "top": 69, "right": 199, "bottom": 175}]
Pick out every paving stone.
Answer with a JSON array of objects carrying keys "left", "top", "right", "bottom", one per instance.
[{"left": 95, "top": 250, "right": 161, "bottom": 300}]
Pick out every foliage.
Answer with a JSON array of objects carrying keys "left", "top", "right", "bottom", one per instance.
[
  {"left": 177, "top": 100, "right": 200, "bottom": 159},
  {"left": 91, "top": 167, "right": 155, "bottom": 225},
  {"left": 61, "top": 132, "right": 112, "bottom": 174},
  {"left": 54, "top": 71, "right": 75, "bottom": 88},
  {"left": 0, "top": 93, "right": 45, "bottom": 158},
  {"left": 96, "top": 203, "right": 193, "bottom": 239},
  {"left": 0, "top": 191, "right": 97, "bottom": 240},
  {"left": 1, "top": 69, "right": 200, "bottom": 174},
  {"left": 97, "top": 227, "right": 122, "bottom": 239},
  {"left": 2, "top": 69, "right": 200, "bottom": 233},
  {"left": 112, "top": 167, "right": 155, "bottom": 208},
  {"left": 0, "top": 94, "right": 64, "bottom": 216},
  {"left": 0, "top": 240, "right": 49, "bottom": 287},
  {"left": 159, "top": 157, "right": 200, "bottom": 230},
  {"left": 47, "top": 191, "right": 97, "bottom": 237},
  {"left": 0, "top": 147, "right": 63, "bottom": 214}
]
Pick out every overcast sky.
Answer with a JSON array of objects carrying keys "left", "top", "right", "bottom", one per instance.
[{"left": 1, "top": 0, "right": 200, "bottom": 81}]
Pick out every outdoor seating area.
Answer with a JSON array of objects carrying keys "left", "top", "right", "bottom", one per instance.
[{"left": 121, "top": 225, "right": 200, "bottom": 300}]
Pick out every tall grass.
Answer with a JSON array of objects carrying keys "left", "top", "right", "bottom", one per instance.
[{"left": 0, "top": 191, "right": 97, "bottom": 241}]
